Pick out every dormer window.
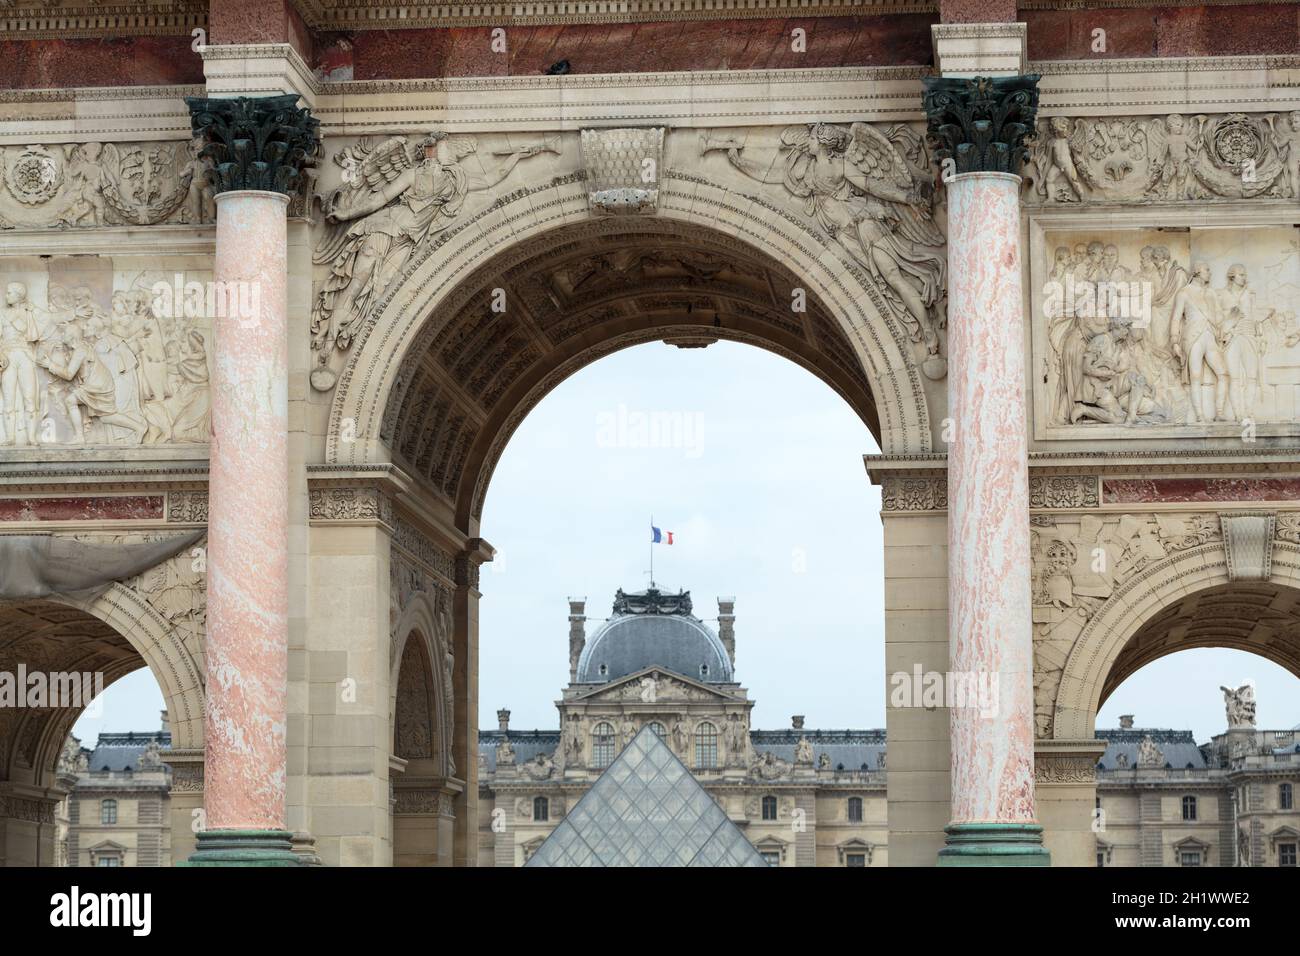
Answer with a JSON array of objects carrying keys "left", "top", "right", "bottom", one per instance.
[
  {"left": 699, "top": 664, "right": 709, "bottom": 678},
  {"left": 598, "top": 663, "right": 608, "bottom": 677}
]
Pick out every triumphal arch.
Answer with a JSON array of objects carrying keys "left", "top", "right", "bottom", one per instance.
[{"left": 0, "top": 0, "right": 1297, "bottom": 867}]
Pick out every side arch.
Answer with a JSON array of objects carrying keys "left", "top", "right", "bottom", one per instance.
[
  {"left": 0, "top": 580, "right": 205, "bottom": 787},
  {"left": 325, "top": 170, "right": 936, "bottom": 501},
  {"left": 1053, "top": 540, "right": 1300, "bottom": 741},
  {"left": 389, "top": 591, "right": 453, "bottom": 779}
]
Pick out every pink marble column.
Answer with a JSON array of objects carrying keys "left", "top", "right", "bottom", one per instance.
[
  {"left": 943, "top": 172, "right": 1044, "bottom": 858},
  {"left": 205, "top": 190, "right": 291, "bottom": 834}
]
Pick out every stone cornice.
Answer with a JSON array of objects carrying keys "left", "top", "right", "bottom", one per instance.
[
  {"left": 0, "top": 2, "right": 205, "bottom": 40},
  {"left": 0, "top": 466, "right": 209, "bottom": 494},
  {"left": 291, "top": 0, "right": 935, "bottom": 30},
  {"left": 867, "top": 448, "right": 1300, "bottom": 478}
]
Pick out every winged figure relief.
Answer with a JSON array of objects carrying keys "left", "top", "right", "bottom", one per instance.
[
  {"left": 1144, "top": 114, "right": 1205, "bottom": 200},
  {"left": 310, "top": 132, "right": 548, "bottom": 358},
  {"left": 706, "top": 121, "right": 948, "bottom": 376}
]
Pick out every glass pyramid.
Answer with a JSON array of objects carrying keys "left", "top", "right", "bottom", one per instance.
[{"left": 525, "top": 725, "right": 767, "bottom": 867}]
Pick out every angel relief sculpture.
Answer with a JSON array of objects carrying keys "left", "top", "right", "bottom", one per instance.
[
  {"left": 702, "top": 122, "right": 949, "bottom": 379},
  {"left": 308, "top": 132, "right": 552, "bottom": 387}
]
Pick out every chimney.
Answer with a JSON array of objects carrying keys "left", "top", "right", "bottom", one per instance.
[
  {"left": 1119, "top": 714, "right": 1134, "bottom": 729},
  {"left": 791, "top": 715, "right": 805, "bottom": 730},
  {"left": 568, "top": 597, "right": 586, "bottom": 682},
  {"left": 497, "top": 709, "right": 511, "bottom": 733},
  {"left": 160, "top": 710, "right": 170, "bottom": 736},
  {"left": 717, "top": 597, "right": 735, "bottom": 665}
]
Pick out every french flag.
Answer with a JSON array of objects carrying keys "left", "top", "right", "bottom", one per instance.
[{"left": 651, "top": 526, "right": 674, "bottom": 545}]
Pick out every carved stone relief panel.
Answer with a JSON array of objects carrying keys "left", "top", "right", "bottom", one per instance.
[
  {"left": 308, "top": 131, "right": 560, "bottom": 391},
  {"left": 1032, "top": 225, "right": 1300, "bottom": 440},
  {"left": 0, "top": 256, "right": 212, "bottom": 448},
  {"left": 1030, "top": 511, "right": 1221, "bottom": 738},
  {"left": 696, "top": 121, "right": 949, "bottom": 379},
  {"left": 0, "top": 140, "right": 214, "bottom": 230},
  {"left": 1025, "top": 112, "right": 1300, "bottom": 205}
]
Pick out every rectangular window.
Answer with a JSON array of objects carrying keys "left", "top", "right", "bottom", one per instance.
[
  {"left": 1180, "top": 851, "right": 1201, "bottom": 867},
  {"left": 846, "top": 853, "right": 866, "bottom": 868},
  {"left": 1097, "top": 852, "right": 1105, "bottom": 867},
  {"left": 1280, "top": 844, "right": 1297, "bottom": 867},
  {"left": 761, "top": 852, "right": 780, "bottom": 867}
]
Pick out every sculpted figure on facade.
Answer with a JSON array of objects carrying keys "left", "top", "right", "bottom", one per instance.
[
  {"left": 1221, "top": 683, "right": 1257, "bottom": 728},
  {"left": 794, "top": 736, "right": 815, "bottom": 766},
  {"left": 1137, "top": 734, "right": 1165, "bottom": 768},
  {"left": 702, "top": 122, "right": 948, "bottom": 378},
  {"left": 750, "top": 750, "right": 792, "bottom": 781},
  {"left": 520, "top": 752, "right": 557, "bottom": 780},
  {"left": 309, "top": 133, "right": 551, "bottom": 386},
  {"left": 0, "top": 263, "right": 213, "bottom": 447}
]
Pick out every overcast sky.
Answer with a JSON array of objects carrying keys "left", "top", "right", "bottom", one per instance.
[{"left": 75, "top": 340, "right": 1296, "bottom": 746}]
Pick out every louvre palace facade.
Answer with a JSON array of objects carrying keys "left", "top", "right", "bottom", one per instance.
[
  {"left": 478, "top": 588, "right": 1299, "bottom": 866},
  {"left": 0, "top": 0, "right": 1298, "bottom": 868}
]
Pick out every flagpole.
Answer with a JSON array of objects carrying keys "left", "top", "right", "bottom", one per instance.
[{"left": 649, "top": 513, "right": 654, "bottom": 587}]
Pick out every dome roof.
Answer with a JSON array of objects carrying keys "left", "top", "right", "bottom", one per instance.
[{"left": 576, "top": 587, "right": 733, "bottom": 684}]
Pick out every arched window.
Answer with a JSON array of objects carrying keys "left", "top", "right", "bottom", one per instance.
[
  {"left": 647, "top": 722, "right": 667, "bottom": 741},
  {"left": 592, "top": 722, "right": 616, "bottom": 768},
  {"left": 761, "top": 795, "right": 778, "bottom": 821},
  {"left": 100, "top": 799, "right": 117, "bottom": 825},
  {"left": 694, "top": 722, "right": 718, "bottom": 769},
  {"left": 847, "top": 796, "right": 863, "bottom": 823},
  {"left": 533, "top": 796, "right": 549, "bottom": 822},
  {"left": 1182, "top": 795, "right": 1197, "bottom": 821},
  {"left": 1280, "top": 783, "right": 1294, "bottom": 810}
]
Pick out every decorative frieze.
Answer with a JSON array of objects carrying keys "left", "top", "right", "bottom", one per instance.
[
  {"left": 1026, "top": 111, "right": 1300, "bottom": 205},
  {"left": 1034, "top": 753, "right": 1097, "bottom": 784},
  {"left": 1028, "top": 475, "right": 1099, "bottom": 509},
  {"left": 166, "top": 490, "right": 209, "bottom": 524},
  {"left": 307, "top": 487, "right": 394, "bottom": 527},
  {"left": 0, "top": 794, "right": 55, "bottom": 824},
  {"left": 879, "top": 476, "right": 947, "bottom": 512},
  {"left": 0, "top": 140, "right": 213, "bottom": 230}
]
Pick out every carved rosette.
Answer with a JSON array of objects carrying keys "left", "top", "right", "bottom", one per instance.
[
  {"left": 186, "top": 94, "right": 320, "bottom": 197},
  {"left": 923, "top": 74, "right": 1041, "bottom": 176}
]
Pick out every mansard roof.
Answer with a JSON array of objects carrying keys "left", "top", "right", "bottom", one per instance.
[
  {"left": 751, "top": 729, "right": 887, "bottom": 772},
  {"left": 1094, "top": 728, "right": 1207, "bottom": 770}
]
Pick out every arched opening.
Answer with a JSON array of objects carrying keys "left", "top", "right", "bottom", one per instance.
[
  {"left": 1047, "top": 558, "right": 1300, "bottom": 868},
  {"left": 374, "top": 219, "right": 889, "bottom": 533},
  {"left": 1097, "top": 583, "right": 1300, "bottom": 708},
  {"left": 1093, "top": 645, "right": 1300, "bottom": 868},
  {"left": 360, "top": 204, "right": 917, "bottom": 866},
  {"left": 389, "top": 589, "right": 456, "bottom": 867},
  {"left": 0, "top": 597, "right": 188, "bottom": 867}
]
